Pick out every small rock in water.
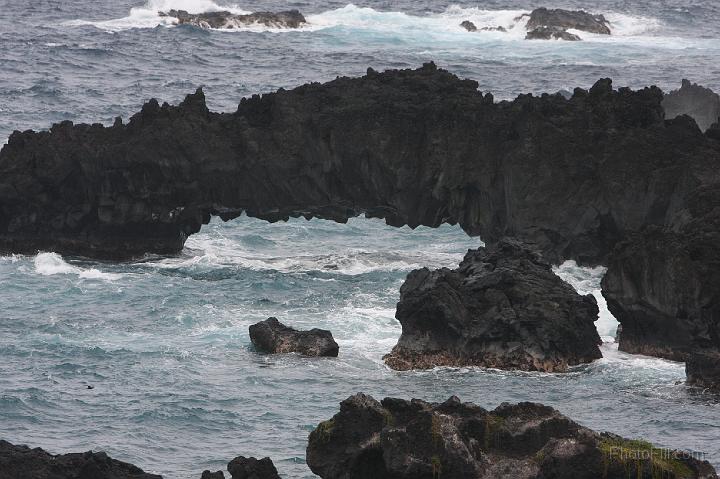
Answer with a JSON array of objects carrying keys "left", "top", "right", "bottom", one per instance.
[
  {"left": 460, "top": 20, "right": 477, "bottom": 32},
  {"left": 249, "top": 318, "right": 339, "bottom": 357},
  {"left": 227, "top": 456, "right": 280, "bottom": 479},
  {"left": 200, "top": 471, "right": 225, "bottom": 479}
]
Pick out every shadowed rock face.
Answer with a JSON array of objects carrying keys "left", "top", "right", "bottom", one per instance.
[
  {"left": 249, "top": 318, "right": 339, "bottom": 357},
  {"left": 2, "top": 64, "right": 720, "bottom": 360},
  {"left": 686, "top": 351, "right": 720, "bottom": 391},
  {"left": 306, "top": 394, "right": 718, "bottom": 479},
  {"left": 524, "top": 8, "right": 611, "bottom": 35},
  {"left": 0, "top": 440, "right": 162, "bottom": 479},
  {"left": 384, "top": 239, "right": 602, "bottom": 372},
  {"left": 159, "top": 9, "right": 306, "bottom": 29},
  {"left": 663, "top": 79, "right": 720, "bottom": 133}
]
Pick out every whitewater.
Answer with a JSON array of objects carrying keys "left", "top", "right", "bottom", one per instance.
[{"left": 1, "top": 0, "right": 719, "bottom": 477}]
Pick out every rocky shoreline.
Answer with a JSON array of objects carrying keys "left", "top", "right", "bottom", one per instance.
[
  {"left": 1, "top": 63, "right": 719, "bottom": 365},
  {"left": 5, "top": 393, "right": 717, "bottom": 479}
]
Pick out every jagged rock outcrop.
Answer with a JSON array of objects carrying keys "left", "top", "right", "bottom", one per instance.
[
  {"left": 686, "top": 350, "right": 720, "bottom": 391},
  {"left": 662, "top": 79, "right": 720, "bottom": 132},
  {"left": 2, "top": 64, "right": 720, "bottom": 360},
  {"left": 520, "top": 8, "right": 610, "bottom": 41},
  {"left": 249, "top": 318, "right": 339, "bottom": 357},
  {"left": 0, "top": 440, "right": 162, "bottom": 479},
  {"left": 306, "top": 394, "right": 718, "bottom": 479},
  {"left": 526, "top": 26, "right": 581, "bottom": 41},
  {"left": 383, "top": 239, "right": 602, "bottom": 372},
  {"left": 159, "top": 9, "right": 306, "bottom": 29},
  {"left": 523, "top": 8, "right": 611, "bottom": 34}
]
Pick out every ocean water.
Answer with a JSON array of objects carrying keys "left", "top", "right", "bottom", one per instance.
[{"left": 1, "top": 0, "right": 719, "bottom": 477}]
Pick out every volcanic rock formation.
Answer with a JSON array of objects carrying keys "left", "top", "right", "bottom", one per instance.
[
  {"left": 662, "top": 79, "right": 720, "bottom": 133},
  {"left": 521, "top": 8, "right": 610, "bottom": 40},
  {"left": 159, "top": 9, "right": 306, "bottom": 29},
  {"left": 0, "top": 440, "right": 162, "bottom": 479},
  {"left": 306, "top": 394, "right": 718, "bottom": 479},
  {"left": 383, "top": 239, "right": 602, "bottom": 372},
  {"left": 2, "top": 64, "right": 720, "bottom": 361},
  {"left": 249, "top": 318, "right": 339, "bottom": 357},
  {"left": 686, "top": 350, "right": 720, "bottom": 391}
]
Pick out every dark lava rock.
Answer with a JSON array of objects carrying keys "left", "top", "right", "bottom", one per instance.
[
  {"left": 306, "top": 394, "right": 718, "bottom": 479},
  {"left": 686, "top": 350, "right": 720, "bottom": 391},
  {"left": 523, "top": 7, "right": 611, "bottom": 35},
  {"left": 0, "top": 440, "right": 162, "bottom": 479},
  {"left": 460, "top": 20, "right": 477, "bottom": 32},
  {"left": 159, "top": 9, "right": 306, "bottom": 29},
  {"left": 249, "top": 317, "right": 339, "bottom": 357},
  {"left": 2, "top": 64, "right": 720, "bottom": 361},
  {"left": 200, "top": 471, "right": 225, "bottom": 479},
  {"left": 663, "top": 79, "right": 720, "bottom": 132},
  {"left": 460, "top": 21, "right": 506, "bottom": 32},
  {"left": 383, "top": 239, "right": 602, "bottom": 372},
  {"left": 526, "top": 26, "right": 581, "bottom": 41},
  {"left": 227, "top": 456, "right": 280, "bottom": 479}
]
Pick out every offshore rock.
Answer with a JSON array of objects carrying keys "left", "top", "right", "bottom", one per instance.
[
  {"left": 249, "top": 317, "right": 339, "bottom": 357},
  {"left": 686, "top": 350, "right": 720, "bottom": 391},
  {"left": 523, "top": 8, "right": 611, "bottom": 35},
  {"left": 383, "top": 240, "right": 602, "bottom": 372},
  {"left": 2, "top": 64, "right": 720, "bottom": 360},
  {"left": 227, "top": 456, "right": 280, "bottom": 479},
  {"left": 526, "top": 26, "right": 581, "bottom": 41},
  {"left": 460, "top": 21, "right": 507, "bottom": 33},
  {"left": 306, "top": 394, "right": 718, "bottom": 479},
  {"left": 0, "top": 440, "right": 162, "bottom": 479},
  {"left": 460, "top": 21, "right": 477, "bottom": 32},
  {"left": 159, "top": 9, "right": 306, "bottom": 29},
  {"left": 662, "top": 79, "right": 720, "bottom": 132}
]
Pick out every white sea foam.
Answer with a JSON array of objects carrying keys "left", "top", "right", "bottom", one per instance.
[
  {"left": 554, "top": 260, "right": 619, "bottom": 339},
  {"left": 34, "top": 252, "right": 121, "bottom": 280},
  {"left": 68, "top": 1, "right": 662, "bottom": 41}
]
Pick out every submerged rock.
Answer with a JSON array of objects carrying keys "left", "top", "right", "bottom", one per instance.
[
  {"left": 523, "top": 7, "right": 611, "bottom": 35},
  {"left": 159, "top": 9, "right": 306, "bottom": 29},
  {"left": 227, "top": 456, "right": 280, "bottom": 479},
  {"left": 460, "top": 20, "right": 477, "bottom": 32},
  {"left": 460, "top": 21, "right": 506, "bottom": 33},
  {"left": 663, "top": 79, "right": 720, "bottom": 132},
  {"left": 686, "top": 350, "right": 720, "bottom": 391},
  {"left": 526, "top": 26, "right": 581, "bottom": 41},
  {"left": 0, "top": 440, "right": 162, "bottom": 479},
  {"left": 383, "top": 240, "right": 602, "bottom": 372},
  {"left": 249, "top": 317, "right": 339, "bottom": 357},
  {"left": 306, "top": 394, "right": 718, "bottom": 479}
]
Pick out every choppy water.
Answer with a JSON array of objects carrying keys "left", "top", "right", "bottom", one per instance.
[{"left": 1, "top": 0, "right": 720, "bottom": 477}]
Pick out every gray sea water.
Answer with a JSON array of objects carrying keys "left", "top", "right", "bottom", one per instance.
[{"left": 1, "top": 0, "right": 719, "bottom": 477}]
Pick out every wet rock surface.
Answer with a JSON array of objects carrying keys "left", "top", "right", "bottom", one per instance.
[
  {"left": 306, "top": 394, "right": 718, "bottom": 479},
  {"left": 686, "top": 350, "right": 720, "bottom": 391},
  {"left": 159, "top": 9, "right": 306, "bottom": 29},
  {"left": 663, "top": 79, "right": 720, "bottom": 132},
  {"left": 383, "top": 239, "right": 602, "bottom": 372},
  {"left": 249, "top": 317, "right": 339, "bottom": 357},
  {"left": 0, "top": 440, "right": 162, "bottom": 479},
  {"left": 526, "top": 26, "right": 581, "bottom": 41},
  {"left": 523, "top": 8, "right": 611, "bottom": 34}
]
